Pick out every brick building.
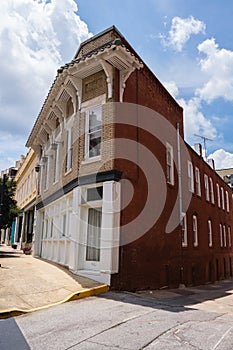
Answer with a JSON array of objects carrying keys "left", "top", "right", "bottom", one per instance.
[{"left": 27, "top": 26, "right": 233, "bottom": 289}]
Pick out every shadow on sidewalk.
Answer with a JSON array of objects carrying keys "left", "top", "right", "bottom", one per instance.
[{"left": 99, "top": 278, "right": 233, "bottom": 314}]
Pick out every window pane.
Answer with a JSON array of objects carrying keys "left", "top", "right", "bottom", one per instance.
[
  {"left": 87, "top": 187, "right": 103, "bottom": 202},
  {"left": 89, "top": 130, "right": 101, "bottom": 157},
  {"left": 89, "top": 108, "right": 101, "bottom": 132},
  {"left": 86, "top": 208, "right": 102, "bottom": 261}
]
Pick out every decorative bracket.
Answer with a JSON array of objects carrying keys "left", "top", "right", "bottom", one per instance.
[
  {"left": 119, "top": 67, "right": 135, "bottom": 102},
  {"left": 67, "top": 75, "right": 82, "bottom": 109},
  {"left": 100, "top": 59, "right": 113, "bottom": 99}
]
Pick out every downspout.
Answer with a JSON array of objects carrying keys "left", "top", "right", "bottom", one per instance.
[
  {"left": 136, "top": 69, "right": 139, "bottom": 180},
  {"left": 176, "top": 122, "right": 184, "bottom": 286}
]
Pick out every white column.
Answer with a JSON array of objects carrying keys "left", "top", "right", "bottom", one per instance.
[
  {"left": 100, "top": 181, "right": 121, "bottom": 275},
  {"left": 69, "top": 187, "right": 81, "bottom": 271},
  {"left": 33, "top": 210, "right": 43, "bottom": 257}
]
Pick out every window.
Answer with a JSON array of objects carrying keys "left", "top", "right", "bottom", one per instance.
[
  {"left": 226, "top": 191, "right": 230, "bottom": 212},
  {"left": 228, "top": 226, "right": 232, "bottom": 248},
  {"left": 188, "top": 161, "right": 194, "bottom": 192},
  {"left": 223, "top": 225, "right": 227, "bottom": 247},
  {"left": 87, "top": 186, "right": 103, "bottom": 202},
  {"left": 221, "top": 187, "right": 225, "bottom": 210},
  {"left": 44, "top": 157, "right": 49, "bottom": 191},
  {"left": 66, "top": 97, "right": 74, "bottom": 118},
  {"left": 195, "top": 167, "right": 201, "bottom": 196},
  {"left": 220, "top": 224, "right": 223, "bottom": 247},
  {"left": 193, "top": 215, "right": 198, "bottom": 247},
  {"left": 209, "top": 178, "right": 214, "bottom": 204},
  {"left": 50, "top": 218, "right": 53, "bottom": 238},
  {"left": 204, "top": 174, "right": 210, "bottom": 201},
  {"left": 53, "top": 144, "right": 60, "bottom": 183},
  {"left": 86, "top": 106, "right": 102, "bottom": 159},
  {"left": 208, "top": 220, "right": 213, "bottom": 247},
  {"left": 217, "top": 184, "right": 221, "bottom": 208},
  {"left": 43, "top": 218, "right": 48, "bottom": 239},
  {"left": 66, "top": 128, "right": 73, "bottom": 172},
  {"left": 62, "top": 214, "right": 67, "bottom": 237},
  {"left": 86, "top": 208, "right": 102, "bottom": 261},
  {"left": 181, "top": 214, "right": 188, "bottom": 247},
  {"left": 166, "top": 143, "right": 174, "bottom": 185}
]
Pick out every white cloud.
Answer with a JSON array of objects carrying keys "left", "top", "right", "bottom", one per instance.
[
  {"left": 0, "top": 0, "right": 91, "bottom": 169},
  {"left": 161, "top": 16, "right": 206, "bottom": 52},
  {"left": 208, "top": 149, "right": 233, "bottom": 169},
  {"left": 0, "top": 131, "right": 28, "bottom": 170},
  {"left": 163, "top": 81, "right": 179, "bottom": 98},
  {"left": 197, "top": 38, "right": 233, "bottom": 102},
  {"left": 178, "top": 97, "right": 217, "bottom": 140}
]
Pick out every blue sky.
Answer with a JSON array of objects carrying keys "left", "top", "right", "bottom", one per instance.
[{"left": 0, "top": 0, "right": 233, "bottom": 170}]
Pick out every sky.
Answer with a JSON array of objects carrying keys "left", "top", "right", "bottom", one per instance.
[{"left": 0, "top": 0, "right": 233, "bottom": 170}]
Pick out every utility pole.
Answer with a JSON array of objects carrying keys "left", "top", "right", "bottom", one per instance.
[{"left": 194, "top": 134, "right": 213, "bottom": 160}]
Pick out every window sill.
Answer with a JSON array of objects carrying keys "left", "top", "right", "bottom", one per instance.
[
  {"left": 64, "top": 168, "right": 73, "bottom": 176},
  {"left": 82, "top": 156, "right": 101, "bottom": 165}
]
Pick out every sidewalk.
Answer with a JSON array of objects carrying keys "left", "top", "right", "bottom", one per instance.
[{"left": 0, "top": 245, "right": 108, "bottom": 318}]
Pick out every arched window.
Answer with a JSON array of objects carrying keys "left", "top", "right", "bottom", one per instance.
[{"left": 66, "top": 97, "right": 74, "bottom": 118}]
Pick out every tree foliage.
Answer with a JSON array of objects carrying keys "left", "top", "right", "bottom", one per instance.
[{"left": 0, "top": 177, "right": 19, "bottom": 229}]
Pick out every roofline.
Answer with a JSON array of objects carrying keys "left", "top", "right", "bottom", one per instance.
[
  {"left": 216, "top": 167, "right": 233, "bottom": 171},
  {"left": 73, "top": 25, "right": 126, "bottom": 59}
]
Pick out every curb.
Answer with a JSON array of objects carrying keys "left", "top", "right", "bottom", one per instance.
[{"left": 0, "top": 284, "right": 109, "bottom": 319}]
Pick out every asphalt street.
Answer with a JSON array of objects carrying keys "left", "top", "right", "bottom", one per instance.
[{"left": 1, "top": 280, "right": 233, "bottom": 350}]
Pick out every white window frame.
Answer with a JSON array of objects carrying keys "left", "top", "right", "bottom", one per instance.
[
  {"left": 181, "top": 213, "right": 188, "bottom": 247},
  {"left": 209, "top": 178, "right": 214, "bottom": 204},
  {"left": 217, "top": 183, "right": 221, "bottom": 208},
  {"left": 53, "top": 144, "right": 60, "bottom": 183},
  {"left": 204, "top": 174, "right": 210, "bottom": 201},
  {"left": 226, "top": 191, "right": 230, "bottom": 212},
  {"left": 223, "top": 225, "right": 227, "bottom": 247},
  {"left": 220, "top": 224, "right": 223, "bottom": 247},
  {"left": 228, "top": 226, "right": 232, "bottom": 248},
  {"left": 44, "top": 157, "right": 50, "bottom": 191},
  {"left": 221, "top": 187, "right": 225, "bottom": 210},
  {"left": 188, "top": 161, "right": 194, "bottom": 193},
  {"left": 208, "top": 220, "right": 213, "bottom": 247},
  {"left": 85, "top": 105, "right": 102, "bottom": 160},
  {"left": 66, "top": 128, "right": 73, "bottom": 172},
  {"left": 195, "top": 167, "right": 201, "bottom": 196},
  {"left": 193, "top": 215, "right": 198, "bottom": 247},
  {"left": 166, "top": 143, "right": 174, "bottom": 185}
]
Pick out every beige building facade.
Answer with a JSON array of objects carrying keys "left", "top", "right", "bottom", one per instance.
[
  {"left": 26, "top": 27, "right": 138, "bottom": 284},
  {"left": 14, "top": 148, "right": 38, "bottom": 247}
]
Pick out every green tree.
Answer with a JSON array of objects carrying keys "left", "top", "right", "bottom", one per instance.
[{"left": 0, "top": 175, "right": 19, "bottom": 229}]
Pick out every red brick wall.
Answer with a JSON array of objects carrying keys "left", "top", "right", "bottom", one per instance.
[{"left": 111, "top": 64, "right": 233, "bottom": 291}]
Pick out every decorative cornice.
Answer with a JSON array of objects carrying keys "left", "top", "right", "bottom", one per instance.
[{"left": 36, "top": 169, "right": 122, "bottom": 209}]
